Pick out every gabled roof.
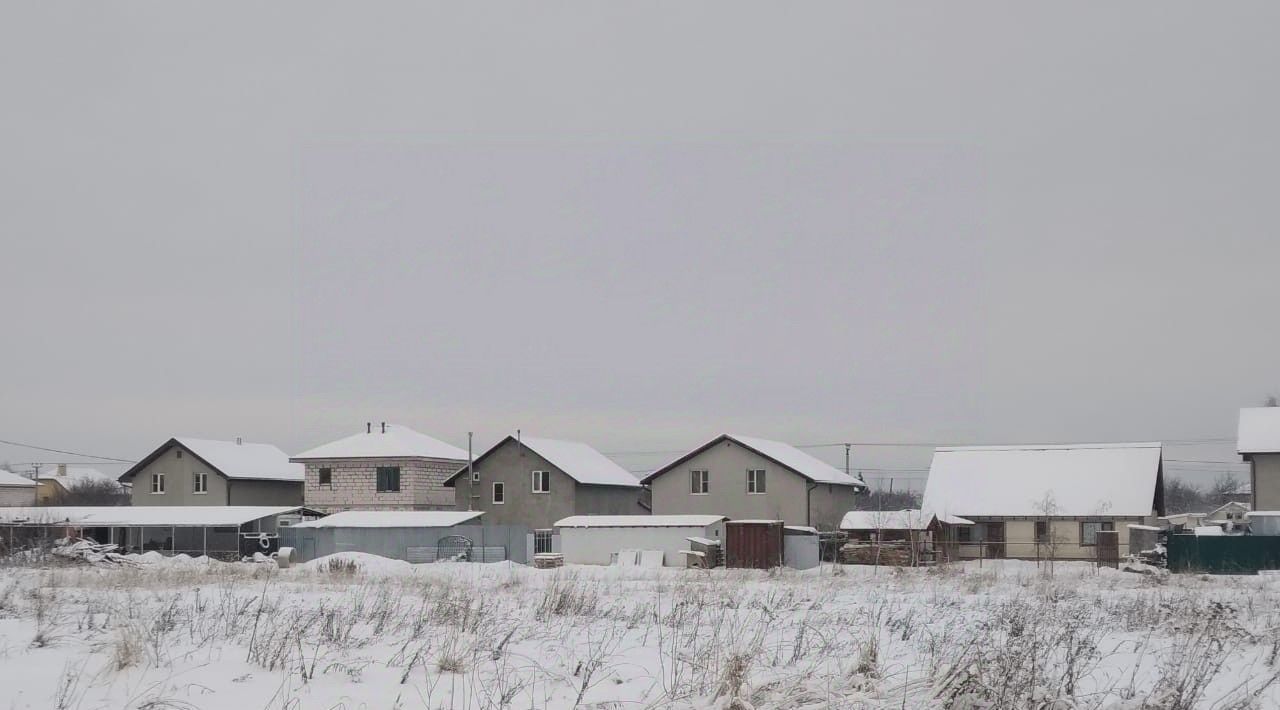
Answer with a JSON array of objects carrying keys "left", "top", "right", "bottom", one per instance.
[
  {"left": 120, "top": 438, "right": 304, "bottom": 483},
  {"left": 291, "top": 511, "right": 482, "bottom": 529},
  {"left": 444, "top": 435, "right": 642, "bottom": 488},
  {"left": 39, "top": 466, "right": 124, "bottom": 489},
  {"left": 921, "top": 442, "right": 1163, "bottom": 518},
  {"left": 639, "top": 434, "right": 868, "bottom": 488},
  {"left": 293, "top": 425, "right": 468, "bottom": 461},
  {"left": 1238, "top": 407, "right": 1280, "bottom": 454},
  {"left": 840, "top": 509, "right": 935, "bottom": 531},
  {"left": 0, "top": 505, "right": 302, "bottom": 527},
  {"left": 555, "top": 514, "right": 725, "bottom": 528},
  {"left": 0, "top": 469, "right": 35, "bottom": 488}
]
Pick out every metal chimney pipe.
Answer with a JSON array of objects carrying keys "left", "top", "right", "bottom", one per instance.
[
  {"left": 367, "top": 422, "right": 371, "bottom": 434},
  {"left": 381, "top": 422, "right": 386, "bottom": 434}
]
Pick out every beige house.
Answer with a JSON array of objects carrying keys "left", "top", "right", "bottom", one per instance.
[
  {"left": 119, "top": 437, "right": 303, "bottom": 506},
  {"left": 921, "top": 442, "right": 1165, "bottom": 560},
  {"left": 640, "top": 434, "right": 868, "bottom": 529},
  {"left": 293, "top": 423, "right": 468, "bottom": 513},
  {"left": 0, "top": 469, "right": 37, "bottom": 507},
  {"left": 37, "top": 464, "right": 125, "bottom": 503},
  {"left": 1238, "top": 407, "right": 1280, "bottom": 511}
]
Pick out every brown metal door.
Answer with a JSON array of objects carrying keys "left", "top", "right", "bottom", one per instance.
[
  {"left": 725, "top": 521, "right": 783, "bottom": 569},
  {"left": 1095, "top": 530, "right": 1119, "bottom": 568},
  {"left": 985, "top": 522, "right": 1005, "bottom": 559}
]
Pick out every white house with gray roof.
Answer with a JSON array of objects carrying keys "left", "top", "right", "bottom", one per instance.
[
  {"left": 293, "top": 423, "right": 469, "bottom": 513},
  {"left": 443, "top": 435, "right": 645, "bottom": 531},
  {"left": 640, "top": 434, "right": 869, "bottom": 529}
]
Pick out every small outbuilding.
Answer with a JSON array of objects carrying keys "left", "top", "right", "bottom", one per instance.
[
  {"left": 554, "top": 515, "right": 727, "bottom": 566},
  {"left": 0, "top": 469, "right": 37, "bottom": 507},
  {"left": 282, "top": 510, "right": 530, "bottom": 564}
]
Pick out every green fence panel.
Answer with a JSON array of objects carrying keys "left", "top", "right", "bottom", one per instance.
[{"left": 1167, "top": 535, "right": 1280, "bottom": 574}]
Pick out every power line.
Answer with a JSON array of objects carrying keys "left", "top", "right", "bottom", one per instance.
[
  {"left": 605, "top": 436, "right": 1238, "bottom": 457},
  {"left": 0, "top": 438, "right": 136, "bottom": 464}
]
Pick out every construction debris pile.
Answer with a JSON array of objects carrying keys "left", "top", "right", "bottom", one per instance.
[
  {"left": 52, "top": 538, "right": 140, "bottom": 567},
  {"left": 840, "top": 542, "right": 919, "bottom": 567}
]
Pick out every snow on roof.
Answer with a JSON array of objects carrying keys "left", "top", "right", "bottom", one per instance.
[
  {"left": 1127, "top": 524, "right": 1163, "bottom": 532},
  {"left": 176, "top": 438, "right": 304, "bottom": 481},
  {"left": 293, "top": 425, "right": 468, "bottom": 461},
  {"left": 686, "top": 536, "right": 719, "bottom": 545},
  {"left": 37, "top": 466, "right": 118, "bottom": 488},
  {"left": 518, "top": 436, "right": 642, "bottom": 487},
  {"left": 1193, "top": 526, "right": 1224, "bottom": 537},
  {"left": 840, "top": 509, "right": 936, "bottom": 531},
  {"left": 0, "top": 469, "right": 35, "bottom": 487},
  {"left": 921, "top": 443, "right": 1162, "bottom": 518},
  {"left": 726, "top": 519, "right": 784, "bottom": 524},
  {"left": 0, "top": 506, "right": 302, "bottom": 527},
  {"left": 1238, "top": 407, "right": 1280, "bottom": 454},
  {"left": 727, "top": 435, "right": 866, "bottom": 486},
  {"left": 555, "top": 515, "right": 725, "bottom": 528},
  {"left": 291, "top": 511, "right": 482, "bottom": 529}
]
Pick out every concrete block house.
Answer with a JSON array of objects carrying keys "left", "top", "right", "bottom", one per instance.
[
  {"left": 921, "top": 442, "right": 1165, "bottom": 560},
  {"left": 640, "top": 434, "right": 868, "bottom": 529},
  {"left": 118, "top": 437, "right": 304, "bottom": 506},
  {"left": 293, "top": 423, "right": 469, "bottom": 513},
  {"left": 443, "top": 434, "right": 646, "bottom": 534},
  {"left": 1238, "top": 407, "right": 1280, "bottom": 512}
]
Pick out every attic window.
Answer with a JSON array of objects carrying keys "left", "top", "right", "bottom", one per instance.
[
  {"left": 318, "top": 468, "right": 332, "bottom": 487},
  {"left": 176, "top": 450, "right": 182, "bottom": 459}
]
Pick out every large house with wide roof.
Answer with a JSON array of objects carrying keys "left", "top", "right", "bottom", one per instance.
[
  {"left": 119, "top": 437, "right": 304, "bottom": 507},
  {"left": 292, "top": 423, "right": 469, "bottom": 513},
  {"left": 921, "top": 442, "right": 1165, "bottom": 560},
  {"left": 443, "top": 434, "right": 645, "bottom": 532},
  {"left": 37, "top": 464, "right": 126, "bottom": 504},
  {"left": 639, "top": 434, "right": 868, "bottom": 529},
  {"left": 1238, "top": 407, "right": 1280, "bottom": 512}
]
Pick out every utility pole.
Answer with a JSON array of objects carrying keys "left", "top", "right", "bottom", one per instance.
[{"left": 466, "top": 432, "right": 474, "bottom": 511}]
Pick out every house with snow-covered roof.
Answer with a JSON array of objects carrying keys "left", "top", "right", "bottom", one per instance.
[
  {"left": 0, "top": 468, "right": 37, "bottom": 507},
  {"left": 442, "top": 434, "right": 645, "bottom": 537},
  {"left": 921, "top": 442, "right": 1165, "bottom": 560},
  {"left": 37, "top": 464, "right": 127, "bottom": 504},
  {"left": 119, "top": 437, "right": 303, "bottom": 507},
  {"left": 639, "top": 434, "right": 869, "bottom": 529},
  {"left": 1238, "top": 407, "right": 1280, "bottom": 511},
  {"left": 293, "top": 423, "right": 469, "bottom": 513}
]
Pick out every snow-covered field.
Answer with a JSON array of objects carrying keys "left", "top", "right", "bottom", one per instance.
[{"left": 1, "top": 553, "right": 1278, "bottom": 709}]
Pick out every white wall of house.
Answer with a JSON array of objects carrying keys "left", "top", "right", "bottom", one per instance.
[
  {"left": 1252, "top": 453, "right": 1280, "bottom": 511},
  {"left": 0, "top": 486, "right": 36, "bottom": 507},
  {"left": 953, "top": 517, "right": 1146, "bottom": 560},
  {"left": 557, "top": 521, "right": 726, "bottom": 566}
]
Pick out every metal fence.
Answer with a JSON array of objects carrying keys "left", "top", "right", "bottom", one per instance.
[{"left": 1167, "top": 534, "right": 1280, "bottom": 574}]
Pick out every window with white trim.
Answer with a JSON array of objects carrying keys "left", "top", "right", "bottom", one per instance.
[
  {"left": 193, "top": 471, "right": 207, "bottom": 494},
  {"left": 747, "top": 469, "right": 766, "bottom": 494},
  {"left": 534, "top": 529, "right": 553, "bottom": 554},
  {"left": 690, "top": 470, "right": 709, "bottom": 494},
  {"left": 492, "top": 482, "right": 505, "bottom": 504},
  {"left": 471, "top": 468, "right": 480, "bottom": 483},
  {"left": 151, "top": 472, "right": 165, "bottom": 494},
  {"left": 532, "top": 470, "right": 550, "bottom": 493}
]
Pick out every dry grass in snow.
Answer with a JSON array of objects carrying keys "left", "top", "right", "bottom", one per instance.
[{"left": 0, "top": 553, "right": 1279, "bottom": 709}]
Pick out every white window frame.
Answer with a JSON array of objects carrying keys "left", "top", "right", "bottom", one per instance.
[
  {"left": 151, "top": 472, "right": 165, "bottom": 494},
  {"left": 747, "top": 469, "right": 766, "bottom": 494},
  {"left": 471, "top": 468, "right": 480, "bottom": 483},
  {"left": 690, "top": 469, "right": 709, "bottom": 495},
  {"left": 534, "top": 529, "right": 554, "bottom": 555},
  {"left": 193, "top": 471, "right": 208, "bottom": 495},
  {"left": 531, "top": 470, "right": 549, "bottom": 494},
  {"left": 492, "top": 482, "right": 505, "bottom": 504}
]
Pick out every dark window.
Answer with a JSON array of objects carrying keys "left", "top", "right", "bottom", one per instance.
[
  {"left": 176, "top": 450, "right": 183, "bottom": 459},
  {"left": 531, "top": 470, "right": 550, "bottom": 493},
  {"left": 492, "top": 482, "right": 505, "bottom": 504},
  {"left": 1080, "top": 521, "right": 1114, "bottom": 546},
  {"left": 376, "top": 466, "right": 401, "bottom": 492},
  {"left": 318, "top": 468, "right": 332, "bottom": 486},
  {"left": 1035, "top": 521, "right": 1049, "bottom": 543},
  {"left": 956, "top": 526, "right": 972, "bottom": 542},
  {"left": 747, "top": 469, "right": 766, "bottom": 494},
  {"left": 691, "top": 470, "right": 708, "bottom": 494}
]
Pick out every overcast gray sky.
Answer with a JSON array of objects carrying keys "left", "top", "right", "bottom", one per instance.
[{"left": 2, "top": 3, "right": 1276, "bottom": 488}]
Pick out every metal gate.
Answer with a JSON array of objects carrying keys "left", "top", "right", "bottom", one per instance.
[{"left": 725, "top": 521, "right": 783, "bottom": 569}]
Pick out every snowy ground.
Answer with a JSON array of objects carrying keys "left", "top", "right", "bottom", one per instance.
[{"left": 1, "top": 553, "right": 1279, "bottom": 709}]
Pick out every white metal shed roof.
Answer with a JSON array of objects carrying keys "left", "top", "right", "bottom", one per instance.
[
  {"left": 0, "top": 469, "right": 36, "bottom": 488},
  {"left": 0, "top": 506, "right": 302, "bottom": 527},
  {"left": 176, "top": 438, "right": 304, "bottom": 481},
  {"left": 555, "top": 515, "right": 726, "bottom": 528},
  {"left": 290, "top": 511, "right": 483, "bottom": 529}
]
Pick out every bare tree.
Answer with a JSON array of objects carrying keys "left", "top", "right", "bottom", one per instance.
[
  {"left": 1164, "top": 478, "right": 1207, "bottom": 515},
  {"left": 48, "top": 480, "right": 130, "bottom": 506},
  {"left": 1032, "top": 491, "right": 1063, "bottom": 576},
  {"left": 1209, "top": 473, "right": 1242, "bottom": 505}
]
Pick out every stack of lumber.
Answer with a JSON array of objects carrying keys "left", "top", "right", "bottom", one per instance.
[
  {"left": 840, "top": 542, "right": 917, "bottom": 567},
  {"left": 533, "top": 553, "right": 564, "bottom": 569}
]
